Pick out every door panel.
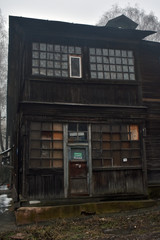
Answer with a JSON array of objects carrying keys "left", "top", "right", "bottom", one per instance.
[{"left": 69, "top": 147, "right": 89, "bottom": 196}]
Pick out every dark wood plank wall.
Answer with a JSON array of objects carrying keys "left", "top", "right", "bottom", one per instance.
[
  {"left": 28, "top": 80, "right": 139, "bottom": 106},
  {"left": 93, "top": 169, "right": 144, "bottom": 195},
  {"left": 140, "top": 42, "right": 160, "bottom": 185}
]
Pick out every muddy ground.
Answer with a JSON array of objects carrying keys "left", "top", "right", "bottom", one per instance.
[{"left": 0, "top": 202, "right": 160, "bottom": 240}]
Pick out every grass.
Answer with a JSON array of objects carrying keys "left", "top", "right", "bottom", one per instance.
[{"left": 0, "top": 205, "right": 160, "bottom": 239}]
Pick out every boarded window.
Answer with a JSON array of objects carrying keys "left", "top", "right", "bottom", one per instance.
[
  {"left": 29, "top": 122, "right": 63, "bottom": 168},
  {"left": 92, "top": 123, "right": 141, "bottom": 168}
]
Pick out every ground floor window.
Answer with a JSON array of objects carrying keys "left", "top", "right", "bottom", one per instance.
[
  {"left": 29, "top": 122, "right": 63, "bottom": 168},
  {"left": 92, "top": 123, "right": 141, "bottom": 168}
]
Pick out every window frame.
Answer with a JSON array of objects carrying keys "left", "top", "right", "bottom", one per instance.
[{"left": 69, "top": 55, "right": 82, "bottom": 78}]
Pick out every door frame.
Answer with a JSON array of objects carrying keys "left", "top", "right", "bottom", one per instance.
[{"left": 63, "top": 123, "right": 92, "bottom": 198}]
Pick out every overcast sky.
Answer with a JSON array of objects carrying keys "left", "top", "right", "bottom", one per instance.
[{"left": 1, "top": 0, "right": 160, "bottom": 26}]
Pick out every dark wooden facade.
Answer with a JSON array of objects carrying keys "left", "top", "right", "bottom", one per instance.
[{"left": 7, "top": 15, "right": 160, "bottom": 204}]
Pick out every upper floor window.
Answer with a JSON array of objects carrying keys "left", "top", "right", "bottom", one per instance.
[
  {"left": 69, "top": 56, "right": 82, "bottom": 78},
  {"left": 32, "top": 43, "right": 82, "bottom": 78},
  {"left": 89, "top": 48, "right": 135, "bottom": 81}
]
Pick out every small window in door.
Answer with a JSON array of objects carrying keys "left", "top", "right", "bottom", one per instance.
[
  {"left": 68, "top": 123, "right": 88, "bottom": 142},
  {"left": 69, "top": 56, "right": 82, "bottom": 78}
]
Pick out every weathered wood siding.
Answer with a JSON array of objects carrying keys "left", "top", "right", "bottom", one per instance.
[{"left": 140, "top": 42, "right": 160, "bottom": 185}]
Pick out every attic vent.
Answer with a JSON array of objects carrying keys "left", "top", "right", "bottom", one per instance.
[{"left": 106, "top": 14, "right": 138, "bottom": 30}]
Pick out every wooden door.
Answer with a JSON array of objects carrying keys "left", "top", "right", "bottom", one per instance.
[{"left": 69, "top": 147, "right": 89, "bottom": 196}]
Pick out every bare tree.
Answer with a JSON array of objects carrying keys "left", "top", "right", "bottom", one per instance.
[
  {"left": 97, "top": 4, "right": 160, "bottom": 42},
  {"left": 0, "top": 9, "right": 7, "bottom": 152}
]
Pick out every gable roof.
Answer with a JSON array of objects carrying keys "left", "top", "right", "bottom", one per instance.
[{"left": 106, "top": 14, "right": 138, "bottom": 29}]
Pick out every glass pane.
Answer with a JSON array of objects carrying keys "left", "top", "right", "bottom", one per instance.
[
  {"left": 40, "top": 43, "right": 46, "bottom": 51},
  {"left": 55, "top": 70, "right": 61, "bottom": 76},
  {"left": 40, "top": 68, "right": 46, "bottom": 75},
  {"left": 97, "top": 64, "right": 103, "bottom": 71},
  {"left": 98, "top": 72, "right": 103, "bottom": 79},
  {"left": 54, "top": 53, "right": 61, "bottom": 61},
  {"left": 109, "top": 49, "right": 115, "bottom": 56},
  {"left": 79, "top": 123, "right": 87, "bottom": 131},
  {"left": 122, "top": 58, "right": 127, "bottom": 65},
  {"left": 40, "top": 52, "right": 46, "bottom": 59},
  {"left": 32, "top": 43, "right": 39, "bottom": 50},
  {"left": 115, "top": 50, "right": 121, "bottom": 56},
  {"left": 91, "top": 72, "right": 97, "bottom": 78},
  {"left": 130, "top": 74, "right": 135, "bottom": 80},
  {"left": 124, "top": 73, "right": 129, "bottom": 80},
  {"left": 69, "top": 46, "right": 74, "bottom": 53},
  {"left": 62, "top": 54, "right": 68, "bottom": 61},
  {"left": 110, "top": 65, "right": 116, "bottom": 71},
  {"left": 42, "top": 123, "right": 52, "bottom": 130},
  {"left": 47, "top": 53, "right": 54, "bottom": 60},
  {"left": 54, "top": 45, "right": 60, "bottom": 52},
  {"left": 128, "top": 51, "right": 133, "bottom": 57},
  {"left": 111, "top": 73, "right": 116, "bottom": 79},
  {"left": 96, "top": 48, "right": 102, "bottom": 55},
  {"left": 47, "top": 61, "right": 53, "bottom": 68},
  {"left": 129, "top": 66, "right": 134, "bottom": 72},
  {"left": 68, "top": 123, "right": 77, "bottom": 131},
  {"left": 70, "top": 57, "right": 81, "bottom": 77},
  {"left": 104, "top": 65, "right": 109, "bottom": 71},
  {"left": 61, "top": 46, "right": 68, "bottom": 53},
  {"left": 75, "top": 47, "right": 81, "bottom": 54},
  {"left": 102, "top": 49, "right": 108, "bottom": 56},
  {"left": 104, "top": 72, "right": 110, "bottom": 79},
  {"left": 47, "top": 44, "right": 53, "bottom": 51},
  {"left": 123, "top": 66, "right": 128, "bottom": 72},
  {"left": 32, "top": 60, "right": 39, "bottom": 67},
  {"left": 90, "top": 64, "right": 96, "bottom": 71},
  {"left": 40, "top": 60, "right": 46, "bottom": 67},
  {"left": 89, "top": 48, "right": 95, "bottom": 55},
  {"left": 128, "top": 59, "right": 134, "bottom": 65},
  {"left": 90, "top": 56, "right": 96, "bottom": 63},
  {"left": 62, "top": 62, "right": 68, "bottom": 69},
  {"left": 32, "top": 51, "right": 39, "bottom": 59},
  {"left": 32, "top": 68, "right": 39, "bottom": 75},
  {"left": 109, "top": 57, "right": 115, "bottom": 64},
  {"left": 122, "top": 50, "right": 127, "bottom": 57},
  {"left": 103, "top": 57, "right": 109, "bottom": 64},
  {"left": 116, "top": 58, "right": 122, "bottom": 64},
  {"left": 47, "top": 69, "right": 54, "bottom": 76},
  {"left": 96, "top": 56, "right": 102, "bottom": 63},
  {"left": 62, "top": 70, "right": 68, "bottom": 77},
  {"left": 54, "top": 62, "right": 61, "bottom": 69}
]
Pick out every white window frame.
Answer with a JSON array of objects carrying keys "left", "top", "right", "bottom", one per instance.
[{"left": 69, "top": 55, "right": 82, "bottom": 78}]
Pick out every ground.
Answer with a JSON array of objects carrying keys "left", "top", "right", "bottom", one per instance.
[{"left": 0, "top": 203, "right": 160, "bottom": 240}]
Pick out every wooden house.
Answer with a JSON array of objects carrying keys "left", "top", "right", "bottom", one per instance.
[{"left": 7, "top": 15, "right": 160, "bottom": 205}]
